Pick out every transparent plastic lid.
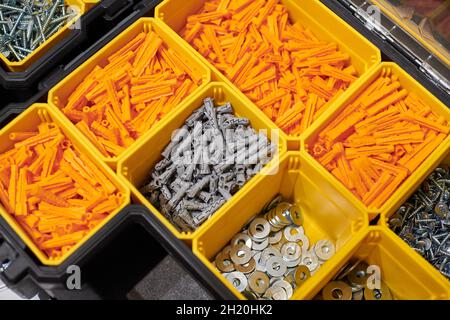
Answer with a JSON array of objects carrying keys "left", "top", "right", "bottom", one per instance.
[
  {"left": 371, "top": 0, "right": 449, "bottom": 66},
  {"left": 338, "top": 0, "right": 449, "bottom": 92}
]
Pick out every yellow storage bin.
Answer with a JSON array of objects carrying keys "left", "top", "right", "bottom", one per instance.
[
  {"left": 0, "top": 0, "right": 85, "bottom": 72},
  {"left": 302, "top": 62, "right": 450, "bottom": 221},
  {"left": 0, "top": 103, "right": 130, "bottom": 266},
  {"left": 192, "top": 151, "right": 368, "bottom": 300},
  {"left": 117, "top": 82, "right": 286, "bottom": 243},
  {"left": 155, "top": 0, "right": 381, "bottom": 145},
  {"left": 310, "top": 226, "right": 450, "bottom": 300},
  {"left": 48, "top": 18, "right": 211, "bottom": 170},
  {"left": 378, "top": 147, "right": 450, "bottom": 290}
]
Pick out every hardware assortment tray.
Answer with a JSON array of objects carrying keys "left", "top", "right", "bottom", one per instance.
[{"left": 0, "top": 0, "right": 448, "bottom": 300}]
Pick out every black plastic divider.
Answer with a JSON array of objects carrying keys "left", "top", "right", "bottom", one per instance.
[
  {"left": 0, "top": 205, "right": 233, "bottom": 300},
  {"left": 1, "top": 0, "right": 162, "bottom": 112},
  {"left": 135, "top": 206, "right": 236, "bottom": 300},
  {"left": 0, "top": 106, "right": 33, "bottom": 129}
]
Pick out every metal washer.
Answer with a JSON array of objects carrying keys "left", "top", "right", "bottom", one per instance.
[
  {"left": 294, "top": 265, "right": 311, "bottom": 286},
  {"left": 215, "top": 252, "right": 235, "bottom": 273},
  {"left": 272, "top": 279, "right": 293, "bottom": 299},
  {"left": 261, "top": 247, "right": 282, "bottom": 264},
  {"left": 322, "top": 281, "right": 353, "bottom": 300},
  {"left": 301, "top": 252, "right": 319, "bottom": 272},
  {"left": 226, "top": 272, "right": 248, "bottom": 293},
  {"left": 230, "top": 244, "right": 252, "bottom": 265},
  {"left": 231, "top": 233, "right": 252, "bottom": 249},
  {"left": 235, "top": 257, "right": 256, "bottom": 274},
  {"left": 283, "top": 226, "right": 305, "bottom": 242},
  {"left": 252, "top": 237, "right": 269, "bottom": 251},
  {"left": 265, "top": 256, "right": 287, "bottom": 278},
  {"left": 264, "top": 286, "right": 287, "bottom": 300},
  {"left": 249, "top": 218, "right": 271, "bottom": 239},
  {"left": 347, "top": 262, "right": 369, "bottom": 288},
  {"left": 249, "top": 271, "right": 270, "bottom": 295},
  {"left": 281, "top": 242, "right": 302, "bottom": 261},
  {"left": 269, "top": 231, "right": 282, "bottom": 244},
  {"left": 314, "top": 239, "right": 335, "bottom": 261}
]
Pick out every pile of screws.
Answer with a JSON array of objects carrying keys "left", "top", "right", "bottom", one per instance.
[
  {"left": 0, "top": 0, "right": 77, "bottom": 62},
  {"left": 140, "top": 98, "right": 276, "bottom": 232},
  {"left": 214, "top": 196, "right": 336, "bottom": 300},
  {"left": 316, "top": 260, "right": 393, "bottom": 300},
  {"left": 389, "top": 166, "right": 450, "bottom": 279}
]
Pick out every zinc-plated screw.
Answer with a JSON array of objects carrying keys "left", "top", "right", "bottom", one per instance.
[
  {"left": 34, "top": 14, "right": 45, "bottom": 41},
  {"left": 0, "top": 4, "right": 26, "bottom": 13},
  {"left": 43, "top": 0, "right": 58, "bottom": 31},
  {"left": 390, "top": 167, "right": 450, "bottom": 280},
  {"left": 440, "top": 257, "right": 448, "bottom": 271}
]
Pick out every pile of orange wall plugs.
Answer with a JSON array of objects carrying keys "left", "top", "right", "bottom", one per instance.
[
  {"left": 309, "top": 73, "right": 449, "bottom": 209},
  {"left": 0, "top": 121, "right": 123, "bottom": 260},
  {"left": 181, "top": 0, "right": 358, "bottom": 136},
  {"left": 62, "top": 30, "right": 202, "bottom": 158}
]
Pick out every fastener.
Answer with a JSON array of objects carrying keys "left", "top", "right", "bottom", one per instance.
[
  {"left": 389, "top": 166, "right": 450, "bottom": 280},
  {"left": 214, "top": 196, "right": 336, "bottom": 300},
  {"left": 140, "top": 98, "right": 275, "bottom": 232},
  {"left": 318, "top": 260, "right": 393, "bottom": 300}
]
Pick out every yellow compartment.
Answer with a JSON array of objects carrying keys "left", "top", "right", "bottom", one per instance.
[
  {"left": 48, "top": 18, "right": 211, "bottom": 170},
  {"left": 311, "top": 226, "right": 450, "bottom": 300},
  {"left": 378, "top": 147, "right": 450, "bottom": 290},
  {"left": 0, "top": 0, "right": 86, "bottom": 72},
  {"left": 302, "top": 62, "right": 450, "bottom": 221},
  {"left": 155, "top": 0, "right": 381, "bottom": 144},
  {"left": 192, "top": 151, "right": 369, "bottom": 300},
  {"left": 0, "top": 103, "right": 130, "bottom": 266},
  {"left": 117, "top": 82, "right": 286, "bottom": 243}
]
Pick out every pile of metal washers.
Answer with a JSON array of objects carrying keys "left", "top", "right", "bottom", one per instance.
[
  {"left": 388, "top": 166, "right": 450, "bottom": 279},
  {"left": 317, "top": 259, "right": 393, "bottom": 300},
  {"left": 214, "top": 196, "right": 336, "bottom": 300}
]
